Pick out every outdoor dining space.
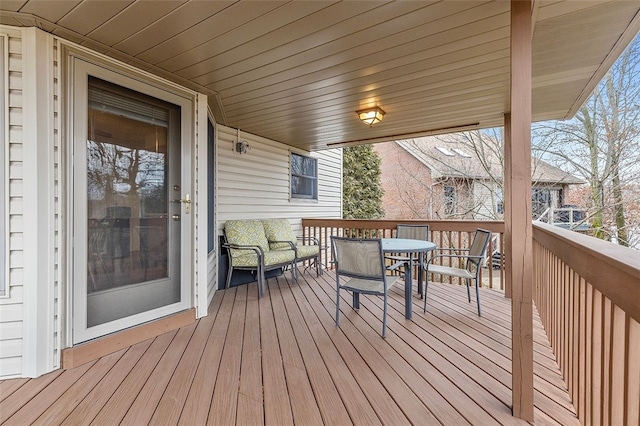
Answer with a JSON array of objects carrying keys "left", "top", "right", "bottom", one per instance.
[{"left": 0, "top": 268, "right": 579, "bottom": 425}]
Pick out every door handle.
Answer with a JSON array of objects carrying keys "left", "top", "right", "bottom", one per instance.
[{"left": 171, "top": 193, "right": 191, "bottom": 214}]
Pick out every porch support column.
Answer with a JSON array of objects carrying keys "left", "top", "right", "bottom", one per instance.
[
  {"left": 508, "top": 0, "right": 534, "bottom": 420},
  {"left": 503, "top": 116, "right": 512, "bottom": 300}
]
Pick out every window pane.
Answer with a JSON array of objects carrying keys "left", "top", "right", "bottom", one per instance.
[
  {"left": 292, "top": 176, "right": 315, "bottom": 197},
  {"left": 444, "top": 186, "right": 456, "bottom": 215},
  {"left": 291, "top": 153, "right": 303, "bottom": 175},
  {"left": 86, "top": 77, "right": 175, "bottom": 297},
  {"left": 291, "top": 153, "right": 318, "bottom": 199},
  {"left": 301, "top": 156, "right": 316, "bottom": 176}
]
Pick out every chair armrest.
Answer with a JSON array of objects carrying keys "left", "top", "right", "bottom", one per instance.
[
  {"left": 222, "top": 243, "right": 265, "bottom": 257},
  {"left": 270, "top": 240, "right": 296, "bottom": 250},
  {"left": 297, "top": 236, "right": 319, "bottom": 245},
  {"left": 430, "top": 247, "right": 470, "bottom": 254},
  {"left": 426, "top": 253, "right": 484, "bottom": 265},
  {"left": 386, "top": 260, "right": 407, "bottom": 272}
]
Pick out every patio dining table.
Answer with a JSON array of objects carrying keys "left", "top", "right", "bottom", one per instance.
[{"left": 381, "top": 238, "right": 436, "bottom": 320}]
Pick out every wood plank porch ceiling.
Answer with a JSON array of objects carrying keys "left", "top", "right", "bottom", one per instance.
[
  {"left": 0, "top": 272, "right": 579, "bottom": 425},
  {"left": 1, "top": 1, "right": 639, "bottom": 151}
]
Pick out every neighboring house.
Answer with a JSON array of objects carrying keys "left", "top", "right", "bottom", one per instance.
[{"left": 375, "top": 134, "right": 583, "bottom": 220}]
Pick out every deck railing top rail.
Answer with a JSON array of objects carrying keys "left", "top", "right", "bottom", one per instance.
[
  {"left": 302, "top": 218, "right": 506, "bottom": 290},
  {"left": 302, "top": 218, "right": 505, "bottom": 233},
  {"left": 533, "top": 221, "right": 640, "bottom": 323}
]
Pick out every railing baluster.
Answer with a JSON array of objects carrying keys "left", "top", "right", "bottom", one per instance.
[{"left": 532, "top": 222, "right": 639, "bottom": 426}]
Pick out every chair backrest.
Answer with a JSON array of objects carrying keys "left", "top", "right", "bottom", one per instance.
[
  {"left": 331, "top": 237, "right": 385, "bottom": 281},
  {"left": 396, "top": 224, "right": 430, "bottom": 241},
  {"left": 224, "top": 220, "right": 270, "bottom": 259},
  {"left": 262, "top": 218, "right": 297, "bottom": 249},
  {"left": 466, "top": 228, "right": 492, "bottom": 269}
]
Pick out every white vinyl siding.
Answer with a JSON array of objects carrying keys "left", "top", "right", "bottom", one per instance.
[
  {"left": 209, "top": 126, "right": 342, "bottom": 304},
  {"left": 473, "top": 180, "right": 499, "bottom": 220},
  {"left": 0, "top": 27, "right": 24, "bottom": 378},
  {"left": 216, "top": 124, "right": 342, "bottom": 235}
]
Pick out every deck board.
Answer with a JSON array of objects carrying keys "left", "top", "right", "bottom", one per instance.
[
  {"left": 34, "top": 350, "right": 124, "bottom": 425},
  {"left": 259, "top": 283, "right": 297, "bottom": 425},
  {"left": 90, "top": 329, "right": 178, "bottom": 424},
  {"left": 277, "top": 279, "right": 353, "bottom": 425},
  {"left": 151, "top": 304, "right": 216, "bottom": 424},
  {"left": 0, "top": 270, "right": 579, "bottom": 425},
  {"left": 236, "top": 283, "right": 264, "bottom": 426},
  {"left": 0, "top": 371, "right": 63, "bottom": 423},
  {"left": 208, "top": 284, "right": 247, "bottom": 425},
  {"left": 61, "top": 339, "right": 153, "bottom": 425},
  {"left": 179, "top": 289, "right": 230, "bottom": 425},
  {"left": 7, "top": 361, "right": 96, "bottom": 425},
  {"left": 269, "top": 280, "right": 323, "bottom": 425},
  {"left": 302, "top": 274, "right": 470, "bottom": 425}
]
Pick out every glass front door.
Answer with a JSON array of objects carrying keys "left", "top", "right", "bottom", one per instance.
[{"left": 73, "top": 67, "right": 190, "bottom": 343}]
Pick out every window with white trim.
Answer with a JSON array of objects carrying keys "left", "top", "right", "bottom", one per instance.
[{"left": 290, "top": 152, "right": 318, "bottom": 200}]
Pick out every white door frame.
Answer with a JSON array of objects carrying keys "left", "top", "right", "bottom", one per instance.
[{"left": 68, "top": 54, "right": 195, "bottom": 343}]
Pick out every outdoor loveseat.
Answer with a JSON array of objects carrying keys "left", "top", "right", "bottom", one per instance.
[{"left": 223, "top": 219, "right": 321, "bottom": 297}]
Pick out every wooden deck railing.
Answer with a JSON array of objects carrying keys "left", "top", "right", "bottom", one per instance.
[
  {"left": 302, "top": 218, "right": 640, "bottom": 423},
  {"left": 533, "top": 222, "right": 640, "bottom": 425},
  {"left": 301, "top": 219, "right": 506, "bottom": 290}
]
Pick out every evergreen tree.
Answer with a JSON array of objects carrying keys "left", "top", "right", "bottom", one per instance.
[{"left": 343, "top": 145, "right": 384, "bottom": 219}]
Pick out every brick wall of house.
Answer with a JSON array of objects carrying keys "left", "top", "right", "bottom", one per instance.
[
  {"left": 374, "top": 142, "right": 436, "bottom": 219},
  {"left": 375, "top": 141, "right": 477, "bottom": 220}
]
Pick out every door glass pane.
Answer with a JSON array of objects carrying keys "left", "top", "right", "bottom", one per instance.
[{"left": 86, "top": 77, "right": 179, "bottom": 327}]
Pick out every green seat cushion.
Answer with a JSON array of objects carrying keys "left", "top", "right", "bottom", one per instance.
[
  {"left": 264, "top": 249, "right": 296, "bottom": 266},
  {"left": 262, "top": 218, "right": 297, "bottom": 250},
  {"left": 225, "top": 220, "right": 270, "bottom": 259},
  {"left": 295, "top": 244, "right": 319, "bottom": 259},
  {"left": 233, "top": 249, "right": 296, "bottom": 267}
]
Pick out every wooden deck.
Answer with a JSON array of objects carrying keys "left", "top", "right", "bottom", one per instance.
[{"left": 0, "top": 271, "right": 579, "bottom": 425}]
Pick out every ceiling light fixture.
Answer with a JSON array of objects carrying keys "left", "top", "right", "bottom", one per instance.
[{"left": 356, "top": 106, "right": 385, "bottom": 126}]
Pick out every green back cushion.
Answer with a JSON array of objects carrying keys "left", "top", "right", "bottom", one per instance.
[
  {"left": 225, "top": 220, "right": 270, "bottom": 258},
  {"left": 262, "top": 218, "right": 297, "bottom": 249}
]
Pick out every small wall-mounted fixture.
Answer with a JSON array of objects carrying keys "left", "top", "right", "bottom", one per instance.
[
  {"left": 235, "top": 140, "right": 251, "bottom": 154},
  {"left": 356, "top": 106, "right": 386, "bottom": 126}
]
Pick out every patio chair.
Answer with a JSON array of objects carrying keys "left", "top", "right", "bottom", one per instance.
[
  {"left": 332, "top": 236, "right": 401, "bottom": 338},
  {"left": 223, "top": 219, "right": 296, "bottom": 297},
  {"left": 423, "top": 228, "right": 491, "bottom": 316},
  {"left": 262, "top": 218, "right": 321, "bottom": 276},
  {"left": 385, "top": 224, "right": 430, "bottom": 294}
]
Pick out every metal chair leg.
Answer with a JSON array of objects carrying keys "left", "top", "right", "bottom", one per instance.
[
  {"left": 335, "top": 286, "right": 341, "bottom": 328},
  {"left": 225, "top": 265, "right": 233, "bottom": 289}
]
